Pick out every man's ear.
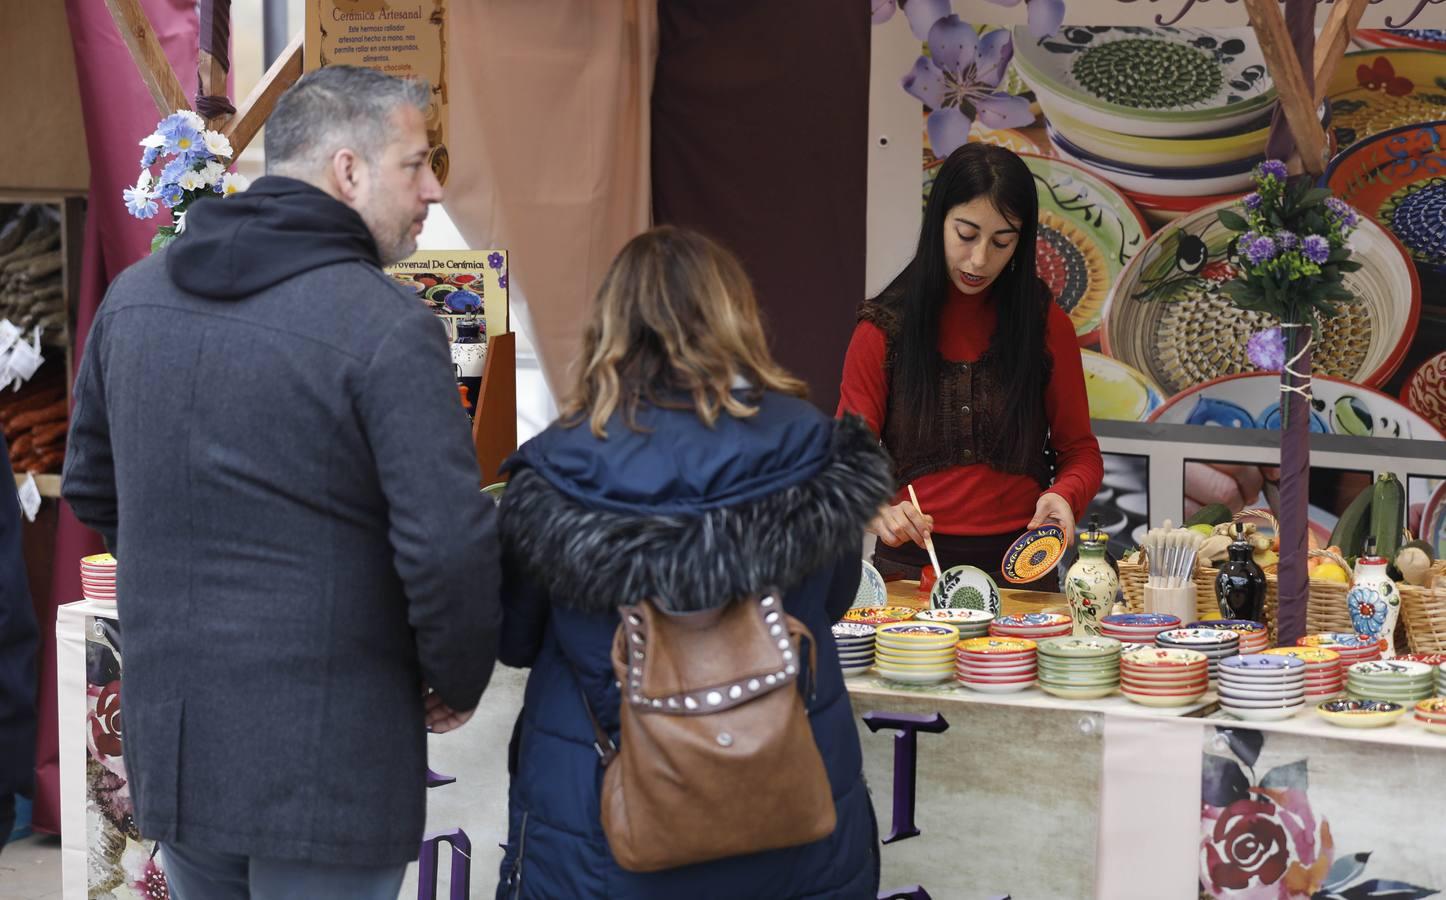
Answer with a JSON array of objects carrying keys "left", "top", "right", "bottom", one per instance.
[{"left": 331, "top": 148, "right": 364, "bottom": 202}]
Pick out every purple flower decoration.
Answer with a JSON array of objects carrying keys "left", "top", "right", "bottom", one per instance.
[
  {"left": 1325, "top": 197, "right": 1360, "bottom": 229},
  {"left": 1276, "top": 231, "right": 1299, "bottom": 251},
  {"left": 1247, "top": 327, "right": 1286, "bottom": 371},
  {"left": 1258, "top": 159, "right": 1288, "bottom": 181},
  {"left": 1303, "top": 234, "right": 1330, "bottom": 264},
  {"left": 1243, "top": 192, "right": 1262, "bottom": 211},
  {"left": 488, "top": 251, "right": 504, "bottom": 270},
  {"left": 498, "top": 273, "right": 508, "bottom": 290},
  {"left": 985, "top": 0, "right": 1066, "bottom": 38},
  {"left": 1244, "top": 234, "right": 1277, "bottom": 265},
  {"left": 872, "top": 0, "right": 952, "bottom": 37},
  {"left": 902, "top": 17, "right": 1033, "bottom": 158}
]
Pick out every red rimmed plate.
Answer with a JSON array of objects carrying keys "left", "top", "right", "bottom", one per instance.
[
  {"left": 1353, "top": 30, "right": 1446, "bottom": 51},
  {"left": 1401, "top": 350, "right": 1446, "bottom": 435}
]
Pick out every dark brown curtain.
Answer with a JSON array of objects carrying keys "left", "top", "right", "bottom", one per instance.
[{"left": 651, "top": 1, "right": 871, "bottom": 413}]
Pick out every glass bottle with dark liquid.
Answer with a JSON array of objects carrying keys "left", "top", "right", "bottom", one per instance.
[{"left": 1214, "top": 522, "right": 1267, "bottom": 623}]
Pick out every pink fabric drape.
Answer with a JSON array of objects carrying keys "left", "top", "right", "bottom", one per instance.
[{"left": 34, "top": 0, "right": 199, "bottom": 835}]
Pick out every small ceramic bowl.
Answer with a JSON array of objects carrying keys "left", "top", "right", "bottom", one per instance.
[
  {"left": 1316, "top": 698, "right": 1407, "bottom": 728},
  {"left": 914, "top": 609, "right": 995, "bottom": 626}
]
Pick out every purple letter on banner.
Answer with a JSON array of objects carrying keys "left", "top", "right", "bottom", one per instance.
[{"left": 862, "top": 711, "right": 949, "bottom": 844}]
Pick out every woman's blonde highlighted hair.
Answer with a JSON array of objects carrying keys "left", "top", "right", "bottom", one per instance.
[{"left": 563, "top": 226, "right": 807, "bottom": 437}]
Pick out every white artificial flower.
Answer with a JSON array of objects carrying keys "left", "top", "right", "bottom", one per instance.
[
  {"left": 135, "top": 169, "right": 154, "bottom": 191},
  {"left": 202, "top": 130, "right": 233, "bottom": 159},
  {"left": 177, "top": 109, "right": 205, "bottom": 131},
  {"left": 174, "top": 211, "right": 187, "bottom": 234},
  {"left": 139, "top": 133, "right": 165, "bottom": 149},
  {"left": 200, "top": 161, "right": 225, "bottom": 186},
  {"left": 220, "top": 172, "right": 251, "bottom": 196},
  {"left": 178, "top": 169, "right": 205, "bottom": 192}
]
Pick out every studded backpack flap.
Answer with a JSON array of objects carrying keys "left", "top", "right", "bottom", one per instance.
[{"left": 580, "top": 591, "right": 837, "bottom": 873}]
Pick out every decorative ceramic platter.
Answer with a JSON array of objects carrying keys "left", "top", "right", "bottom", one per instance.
[
  {"left": 852, "top": 560, "right": 889, "bottom": 609},
  {"left": 914, "top": 608, "right": 995, "bottom": 625},
  {"left": 1327, "top": 120, "right": 1446, "bottom": 282},
  {"left": 1081, "top": 350, "right": 1166, "bottom": 421},
  {"left": 842, "top": 606, "right": 918, "bottom": 625},
  {"left": 1012, "top": 27, "right": 1276, "bottom": 137},
  {"left": 930, "top": 565, "right": 1001, "bottom": 613},
  {"left": 1148, "top": 372, "right": 1445, "bottom": 440},
  {"left": 1353, "top": 29, "right": 1446, "bottom": 51},
  {"left": 993, "top": 612, "right": 1072, "bottom": 629},
  {"left": 1018, "top": 153, "right": 1149, "bottom": 346},
  {"left": 1122, "top": 647, "right": 1208, "bottom": 666},
  {"left": 1001, "top": 523, "right": 1068, "bottom": 584},
  {"left": 1401, "top": 350, "right": 1446, "bottom": 434},
  {"left": 1328, "top": 51, "right": 1446, "bottom": 151},
  {"left": 1102, "top": 198, "right": 1420, "bottom": 395},
  {"left": 1036, "top": 636, "right": 1124, "bottom": 658}
]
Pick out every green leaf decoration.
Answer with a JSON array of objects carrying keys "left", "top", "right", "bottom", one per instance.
[{"left": 1217, "top": 210, "right": 1250, "bottom": 232}]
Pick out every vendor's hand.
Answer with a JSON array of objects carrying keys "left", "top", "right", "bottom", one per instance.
[
  {"left": 1184, "top": 462, "right": 1267, "bottom": 518},
  {"left": 424, "top": 690, "right": 476, "bottom": 734},
  {"left": 869, "top": 502, "right": 934, "bottom": 548},
  {"left": 1029, "top": 491, "right": 1075, "bottom": 539}
]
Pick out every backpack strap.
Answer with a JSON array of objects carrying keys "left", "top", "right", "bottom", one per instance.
[{"left": 576, "top": 677, "right": 619, "bottom": 766}]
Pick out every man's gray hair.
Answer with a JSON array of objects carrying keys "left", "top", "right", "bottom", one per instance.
[{"left": 265, "top": 66, "right": 430, "bottom": 175}]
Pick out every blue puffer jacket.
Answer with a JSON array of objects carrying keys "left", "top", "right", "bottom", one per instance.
[{"left": 493, "top": 392, "right": 893, "bottom": 899}]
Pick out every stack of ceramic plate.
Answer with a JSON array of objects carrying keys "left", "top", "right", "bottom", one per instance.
[
  {"left": 1440, "top": 663, "right": 1446, "bottom": 698},
  {"left": 1261, "top": 647, "right": 1344, "bottom": 699},
  {"left": 1316, "top": 698, "right": 1408, "bottom": 729},
  {"left": 914, "top": 608, "right": 994, "bottom": 640},
  {"left": 1100, "top": 613, "right": 1180, "bottom": 643},
  {"left": 1345, "top": 660, "right": 1436, "bottom": 704},
  {"left": 841, "top": 606, "right": 917, "bottom": 627},
  {"left": 1397, "top": 652, "right": 1446, "bottom": 668},
  {"left": 81, "top": 553, "right": 117, "bottom": 604},
  {"left": 1155, "top": 628, "right": 1240, "bottom": 678},
  {"left": 956, "top": 637, "right": 1038, "bottom": 694},
  {"left": 1120, "top": 647, "right": 1209, "bottom": 706},
  {"left": 1297, "top": 633, "right": 1382, "bottom": 665},
  {"left": 1413, "top": 698, "right": 1446, "bottom": 734},
  {"left": 989, "top": 612, "right": 1073, "bottom": 640},
  {"left": 874, "top": 622, "right": 959, "bottom": 685},
  {"left": 832, "top": 623, "right": 876, "bottom": 678},
  {"left": 1189, "top": 619, "right": 1268, "bottom": 654},
  {"left": 1217, "top": 654, "right": 1307, "bottom": 721},
  {"left": 1035, "top": 636, "right": 1122, "bottom": 699}
]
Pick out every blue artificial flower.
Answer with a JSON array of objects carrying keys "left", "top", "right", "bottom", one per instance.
[
  {"left": 488, "top": 252, "right": 504, "bottom": 270},
  {"left": 1302, "top": 234, "right": 1330, "bottom": 264},
  {"left": 1276, "top": 231, "right": 1299, "bottom": 251},
  {"left": 158, "top": 182, "right": 185, "bottom": 209},
  {"left": 141, "top": 146, "right": 160, "bottom": 167},
  {"left": 1243, "top": 192, "right": 1262, "bottom": 211},
  {"left": 158, "top": 113, "right": 202, "bottom": 156},
  {"left": 160, "top": 155, "right": 193, "bottom": 186},
  {"left": 123, "top": 185, "right": 158, "bottom": 219},
  {"left": 1258, "top": 159, "right": 1288, "bottom": 180},
  {"left": 1244, "top": 235, "right": 1277, "bottom": 265}
]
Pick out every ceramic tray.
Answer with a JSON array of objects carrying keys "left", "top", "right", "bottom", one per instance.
[
  {"left": 1148, "top": 372, "right": 1445, "bottom": 440},
  {"left": 1328, "top": 51, "right": 1446, "bottom": 151},
  {"left": 1101, "top": 198, "right": 1420, "bottom": 395},
  {"left": 1401, "top": 349, "right": 1446, "bottom": 434},
  {"left": 1020, "top": 153, "right": 1149, "bottom": 346},
  {"left": 1012, "top": 26, "right": 1276, "bottom": 137},
  {"left": 1325, "top": 120, "right": 1446, "bottom": 277}
]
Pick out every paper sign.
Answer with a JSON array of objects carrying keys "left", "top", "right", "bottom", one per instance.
[{"left": 16, "top": 472, "right": 40, "bottom": 523}]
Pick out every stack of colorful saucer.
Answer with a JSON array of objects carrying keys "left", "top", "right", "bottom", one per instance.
[
  {"left": 989, "top": 612, "right": 1073, "bottom": 640},
  {"left": 1413, "top": 698, "right": 1446, "bottom": 734},
  {"left": 956, "top": 637, "right": 1038, "bottom": 694},
  {"left": 1316, "top": 698, "right": 1407, "bottom": 729},
  {"left": 1155, "top": 628, "right": 1240, "bottom": 679},
  {"left": 1297, "top": 632, "right": 1382, "bottom": 665},
  {"left": 1189, "top": 619, "right": 1268, "bottom": 654},
  {"left": 1345, "top": 660, "right": 1436, "bottom": 704},
  {"left": 914, "top": 608, "right": 994, "bottom": 640},
  {"left": 832, "top": 623, "right": 876, "bottom": 678},
  {"left": 1217, "top": 654, "right": 1306, "bottom": 721},
  {"left": 842, "top": 606, "right": 917, "bottom": 627},
  {"left": 874, "top": 622, "right": 959, "bottom": 685},
  {"left": 1261, "top": 647, "right": 1343, "bottom": 699},
  {"left": 1120, "top": 647, "right": 1209, "bottom": 706},
  {"left": 1035, "top": 636, "right": 1122, "bottom": 699},
  {"left": 81, "top": 553, "right": 117, "bottom": 604},
  {"left": 1100, "top": 613, "right": 1180, "bottom": 644},
  {"left": 1396, "top": 652, "right": 1446, "bottom": 667}
]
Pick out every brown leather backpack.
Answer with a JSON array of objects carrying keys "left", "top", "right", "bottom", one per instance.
[{"left": 579, "top": 591, "right": 838, "bottom": 873}]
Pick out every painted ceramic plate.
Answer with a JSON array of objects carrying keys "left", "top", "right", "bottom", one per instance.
[
  {"left": 1397, "top": 653, "right": 1446, "bottom": 666},
  {"left": 993, "top": 612, "right": 1073, "bottom": 629},
  {"left": 1415, "top": 697, "right": 1446, "bottom": 717},
  {"left": 1328, "top": 51, "right": 1446, "bottom": 152},
  {"left": 1001, "top": 524, "right": 1068, "bottom": 585},
  {"left": 1422, "top": 480, "right": 1446, "bottom": 560},
  {"left": 930, "top": 565, "right": 1001, "bottom": 613},
  {"left": 914, "top": 608, "right": 995, "bottom": 626},
  {"left": 832, "top": 623, "right": 877, "bottom": 641},
  {"left": 1220, "top": 654, "right": 1304, "bottom": 673},
  {"left": 1316, "top": 698, "right": 1407, "bottom": 727},
  {"left": 852, "top": 560, "right": 889, "bottom": 609},
  {"left": 1156, "top": 628, "right": 1240, "bottom": 645},
  {"left": 1347, "top": 660, "right": 1434, "bottom": 678},
  {"left": 1020, "top": 153, "right": 1149, "bottom": 345},
  {"left": 1012, "top": 27, "right": 1276, "bottom": 137},
  {"left": 1122, "top": 647, "right": 1209, "bottom": 667},
  {"left": 842, "top": 606, "right": 918, "bottom": 625},
  {"left": 81, "top": 553, "right": 117, "bottom": 567},
  {"left": 1188, "top": 619, "right": 1266, "bottom": 635},
  {"left": 1102, "top": 198, "right": 1420, "bottom": 395},
  {"left": 1045, "top": 102, "right": 1278, "bottom": 169},
  {"left": 1081, "top": 350, "right": 1166, "bottom": 421},
  {"left": 876, "top": 622, "right": 961, "bottom": 642},
  {"left": 1047, "top": 128, "right": 1260, "bottom": 197},
  {"left": 1102, "top": 613, "right": 1181, "bottom": 629},
  {"left": 1353, "top": 30, "right": 1446, "bottom": 51},
  {"left": 1261, "top": 647, "right": 1341, "bottom": 664},
  {"left": 1326, "top": 120, "right": 1446, "bottom": 277},
  {"left": 1149, "top": 372, "right": 1445, "bottom": 440},
  {"left": 1401, "top": 350, "right": 1446, "bottom": 434},
  {"left": 1298, "top": 632, "right": 1379, "bottom": 649},
  {"left": 1039, "top": 682, "right": 1119, "bottom": 699},
  {"left": 957, "top": 637, "right": 1038, "bottom": 655}
]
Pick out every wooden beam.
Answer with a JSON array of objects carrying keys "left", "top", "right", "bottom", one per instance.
[
  {"left": 222, "top": 32, "right": 304, "bottom": 161},
  {"left": 198, "top": 49, "right": 232, "bottom": 131},
  {"left": 1313, "top": 0, "right": 1370, "bottom": 108},
  {"left": 471, "top": 332, "right": 517, "bottom": 485},
  {"left": 1242, "top": 0, "right": 1330, "bottom": 175},
  {"left": 102, "top": 0, "right": 190, "bottom": 119}
]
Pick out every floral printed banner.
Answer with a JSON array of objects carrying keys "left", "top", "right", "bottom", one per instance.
[
  {"left": 887, "top": 0, "right": 1446, "bottom": 29},
  {"left": 1199, "top": 724, "right": 1442, "bottom": 899}
]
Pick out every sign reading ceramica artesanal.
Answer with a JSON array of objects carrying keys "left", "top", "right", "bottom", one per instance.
[
  {"left": 955, "top": 0, "right": 1445, "bottom": 28},
  {"left": 305, "top": 0, "right": 450, "bottom": 185}
]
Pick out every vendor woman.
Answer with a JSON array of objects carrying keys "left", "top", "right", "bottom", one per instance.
[{"left": 839, "top": 142, "right": 1103, "bottom": 591}]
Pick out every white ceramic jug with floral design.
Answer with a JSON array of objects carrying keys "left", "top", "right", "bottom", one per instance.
[
  {"left": 1346, "top": 544, "right": 1400, "bottom": 657},
  {"left": 1065, "top": 518, "right": 1118, "bottom": 637}
]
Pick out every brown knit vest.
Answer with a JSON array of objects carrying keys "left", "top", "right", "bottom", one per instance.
[{"left": 858, "top": 293, "right": 1053, "bottom": 489}]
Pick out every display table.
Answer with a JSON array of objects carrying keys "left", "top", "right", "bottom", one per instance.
[{"left": 850, "top": 584, "right": 1446, "bottom": 899}]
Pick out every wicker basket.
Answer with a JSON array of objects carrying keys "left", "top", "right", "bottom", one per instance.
[
  {"left": 1119, "top": 557, "right": 1221, "bottom": 621},
  {"left": 1400, "top": 561, "right": 1446, "bottom": 654}
]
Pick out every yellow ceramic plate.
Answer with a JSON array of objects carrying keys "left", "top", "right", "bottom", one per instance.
[
  {"left": 81, "top": 553, "right": 117, "bottom": 567},
  {"left": 842, "top": 606, "right": 917, "bottom": 625},
  {"left": 1262, "top": 647, "right": 1342, "bottom": 664},
  {"left": 1044, "top": 103, "right": 1274, "bottom": 168},
  {"left": 957, "top": 637, "right": 1038, "bottom": 655}
]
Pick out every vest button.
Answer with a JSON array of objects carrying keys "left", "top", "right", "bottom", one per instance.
[
  {"left": 960, "top": 405, "right": 971, "bottom": 416},
  {"left": 962, "top": 449, "right": 974, "bottom": 462}
]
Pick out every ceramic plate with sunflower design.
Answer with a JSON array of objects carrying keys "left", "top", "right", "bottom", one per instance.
[
  {"left": 1328, "top": 50, "right": 1446, "bottom": 151},
  {"left": 1001, "top": 524, "right": 1068, "bottom": 584}
]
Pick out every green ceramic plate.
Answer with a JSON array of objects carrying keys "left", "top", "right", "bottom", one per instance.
[{"left": 1036, "top": 636, "right": 1125, "bottom": 658}]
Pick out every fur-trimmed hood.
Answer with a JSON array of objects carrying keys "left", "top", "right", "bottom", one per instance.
[{"left": 498, "top": 394, "right": 893, "bottom": 614}]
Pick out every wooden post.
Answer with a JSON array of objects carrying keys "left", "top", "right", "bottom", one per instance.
[
  {"left": 1243, "top": 0, "right": 1329, "bottom": 175},
  {"left": 1313, "top": 0, "right": 1371, "bottom": 108},
  {"left": 222, "top": 33, "right": 304, "bottom": 161},
  {"left": 198, "top": 49, "right": 231, "bottom": 129},
  {"left": 102, "top": 0, "right": 190, "bottom": 118}
]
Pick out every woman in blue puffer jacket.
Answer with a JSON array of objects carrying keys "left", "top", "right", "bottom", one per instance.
[{"left": 493, "top": 226, "right": 892, "bottom": 898}]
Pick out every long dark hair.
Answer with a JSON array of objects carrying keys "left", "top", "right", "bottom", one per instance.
[{"left": 884, "top": 143, "right": 1050, "bottom": 461}]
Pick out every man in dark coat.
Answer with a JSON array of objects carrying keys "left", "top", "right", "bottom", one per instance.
[
  {"left": 61, "top": 66, "right": 502, "bottom": 898},
  {"left": 0, "top": 434, "right": 37, "bottom": 850}
]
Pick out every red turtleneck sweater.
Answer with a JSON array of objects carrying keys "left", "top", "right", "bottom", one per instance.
[{"left": 837, "top": 285, "right": 1102, "bottom": 535}]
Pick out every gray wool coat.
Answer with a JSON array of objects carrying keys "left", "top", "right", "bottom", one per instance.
[{"left": 62, "top": 177, "right": 501, "bottom": 866}]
